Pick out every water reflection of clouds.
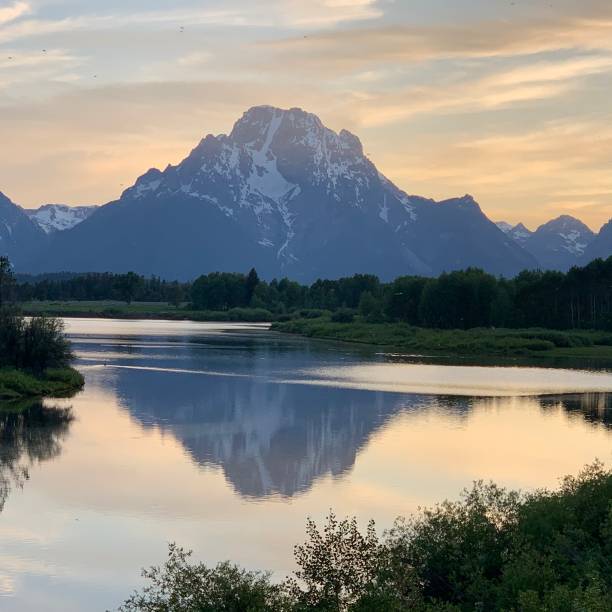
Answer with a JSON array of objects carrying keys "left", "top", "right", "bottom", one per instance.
[{"left": 300, "top": 364, "right": 612, "bottom": 396}]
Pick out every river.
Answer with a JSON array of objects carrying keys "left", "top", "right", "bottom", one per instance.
[{"left": 0, "top": 319, "right": 611, "bottom": 610}]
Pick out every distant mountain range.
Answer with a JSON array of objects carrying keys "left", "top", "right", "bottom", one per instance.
[
  {"left": 495, "top": 215, "right": 603, "bottom": 272},
  {"left": 1, "top": 105, "right": 610, "bottom": 280}
]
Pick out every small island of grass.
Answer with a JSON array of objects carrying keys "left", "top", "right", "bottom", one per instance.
[{"left": 0, "top": 367, "right": 84, "bottom": 401}]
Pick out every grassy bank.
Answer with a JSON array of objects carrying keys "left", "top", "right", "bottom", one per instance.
[
  {"left": 0, "top": 367, "right": 84, "bottom": 401},
  {"left": 21, "top": 301, "right": 276, "bottom": 322},
  {"left": 272, "top": 316, "right": 612, "bottom": 359}
]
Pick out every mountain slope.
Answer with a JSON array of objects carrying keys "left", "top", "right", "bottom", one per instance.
[
  {"left": 25, "top": 105, "right": 538, "bottom": 280},
  {"left": 585, "top": 219, "right": 612, "bottom": 262},
  {"left": 0, "top": 192, "right": 46, "bottom": 267},
  {"left": 26, "top": 204, "right": 98, "bottom": 234}
]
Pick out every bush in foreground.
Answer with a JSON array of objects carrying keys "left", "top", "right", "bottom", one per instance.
[{"left": 118, "top": 463, "right": 612, "bottom": 611}]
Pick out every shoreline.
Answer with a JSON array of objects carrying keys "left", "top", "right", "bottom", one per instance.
[
  {"left": 20, "top": 303, "right": 612, "bottom": 365},
  {"left": 22, "top": 302, "right": 276, "bottom": 323},
  {"left": 271, "top": 318, "right": 612, "bottom": 364}
]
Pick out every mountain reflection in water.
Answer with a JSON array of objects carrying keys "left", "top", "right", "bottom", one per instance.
[{"left": 112, "top": 363, "right": 612, "bottom": 499}]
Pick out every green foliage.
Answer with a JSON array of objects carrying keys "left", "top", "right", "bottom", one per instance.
[
  {"left": 331, "top": 308, "right": 356, "bottom": 323},
  {"left": 358, "top": 291, "right": 384, "bottom": 322},
  {"left": 0, "top": 261, "right": 80, "bottom": 398},
  {"left": 191, "top": 272, "right": 245, "bottom": 310},
  {"left": 290, "top": 513, "right": 381, "bottom": 610},
  {"left": 0, "top": 311, "right": 73, "bottom": 374},
  {"left": 118, "top": 544, "right": 289, "bottom": 612},
  {"left": 272, "top": 317, "right": 612, "bottom": 357},
  {"left": 17, "top": 271, "right": 189, "bottom": 304},
  {"left": 0, "top": 367, "right": 83, "bottom": 400},
  {"left": 0, "top": 256, "right": 15, "bottom": 309},
  {"left": 119, "top": 464, "right": 612, "bottom": 611},
  {"left": 115, "top": 271, "right": 144, "bottom": 304}
]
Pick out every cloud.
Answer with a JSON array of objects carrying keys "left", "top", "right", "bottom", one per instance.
[
  {"left": 0, "top": 48, "right": 82, "bottom": 91},
  {"left": 0, "top": 0, "right": 381, "bottom": 44},
  {"left": 0, "top": 1, "right": 30, "bottom": 25},
  {"left": 379, "top": 118, "right": 612, "bottom": 230},
  {"left": 337, "top": 55, "right": 612, "bottom": 128},
  {"left": 278, "top": 0, "right": 382, "bottom": 27},
  {"left": 262, "top": 12, "right": 612, "bottom": 74}
]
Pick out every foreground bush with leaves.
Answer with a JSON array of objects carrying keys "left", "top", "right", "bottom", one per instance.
[{"left": 118, "top": 463, "right": 612, "bottom": 611}]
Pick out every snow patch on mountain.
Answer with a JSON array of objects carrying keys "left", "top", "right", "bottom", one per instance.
[
  {"left": 559, "top": 230, "right": 588, "bottom": 255},
  {"left": 26, "top": 204, "right": 98, "bottom": 234}
]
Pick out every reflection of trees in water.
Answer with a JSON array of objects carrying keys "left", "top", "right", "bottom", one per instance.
[
  {"left": 541, "top": 393, "right": 612, "bottom": 429},
  {"left": 0, "top": 402, "right": 73, "bottom": 512}
]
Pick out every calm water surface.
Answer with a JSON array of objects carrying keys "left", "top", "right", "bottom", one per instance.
[{"left": 1, "top": 319, "right": 612, "bottom": 611}]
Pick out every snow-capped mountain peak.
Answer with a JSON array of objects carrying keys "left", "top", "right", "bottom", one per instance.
[
  {"left": 534, "top": 215, "right": 594, "bottom": 256},
  {"left": 26, "top": 204, "right": 98, "bottom": 234},
  {"left": 122, "top": 105, "right": 408, "bottom": 267}
]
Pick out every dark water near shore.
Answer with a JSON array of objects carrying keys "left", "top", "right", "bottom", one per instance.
[{"left": 0, "top": 319, "right": 611, "bottom": 611}]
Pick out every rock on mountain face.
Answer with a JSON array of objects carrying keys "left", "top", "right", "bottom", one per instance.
[
  {"left": 0, "top": 192, "right": 46, "bottom": 267},
  {"left": 522, "top": 216, "right": 594, "bottom": 271},
  {"left": 26, "top": 204, "right": 98, "bottom": 234},
  {"left": 24, "top": 105, "right": 537, "bottom": 281}
]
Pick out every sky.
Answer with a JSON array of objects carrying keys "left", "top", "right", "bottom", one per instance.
[{"left": 1, "top": 0, "right": 611, "bottom": 230}]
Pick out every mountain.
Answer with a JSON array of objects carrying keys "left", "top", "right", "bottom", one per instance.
[
  {"left": 497, "top": 222, "right": 533, "bottom": 247},
  {"left": 585, "top": 219, "right": 612, "bottom": 262},
  {"left": 23, "top": 105, "right": 537, "bottom": 281},
  {"left": 26, "top": 204, "right": 98, "bottom": 234},
  {"left": 498, "top": 215, "right": 596, "bottom": 271},
  {"left": 496, "top": 221, "right": 513, "bottom": 233},
  {"left": 0, "top": 192, "right": 46, "bottom": 267}
]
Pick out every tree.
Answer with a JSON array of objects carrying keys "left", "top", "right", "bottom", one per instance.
[
  {"left": 290, "top": 513, "right": 382, "bottom": 610},
  {"left": 358, "top": 291, "right": 383, "bottom": 322},
  {"left": 245, "top": 268, "right": 260, "bottom": 305},
  {"left": 0, "top": 256, "right": 15, "bottom": 309},
  {"left": 116, "top": 272, "right": 143, "bottom": 304}
]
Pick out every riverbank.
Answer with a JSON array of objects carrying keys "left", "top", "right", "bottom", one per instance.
[
  {"left": 20, "top": 303, "right": 612, "bottom": 361},
  {"left": 0, "top": 367, "right": 84, "bottom": 401},
  {"left": 272, "top": 317, "right": 612, "bottom": 360},
  {"left": 22, "top": 301, "right": 276, "bottom": 322}
]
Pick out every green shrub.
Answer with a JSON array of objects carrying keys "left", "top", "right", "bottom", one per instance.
[
  {"left": 118, "top": 544, "right": 288, "bottom": 612},
  {"left": 119, "top": 464, "right": 612, "bottom": 612},
  {"left": 0, "top": 312, "right": 73, "bottom": 373},
  {"left": 298, "top": 309, "right": 327, "bottom": 319},
  {"left": 331, "top": 309, "right": 356, "bottom": 323}
]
